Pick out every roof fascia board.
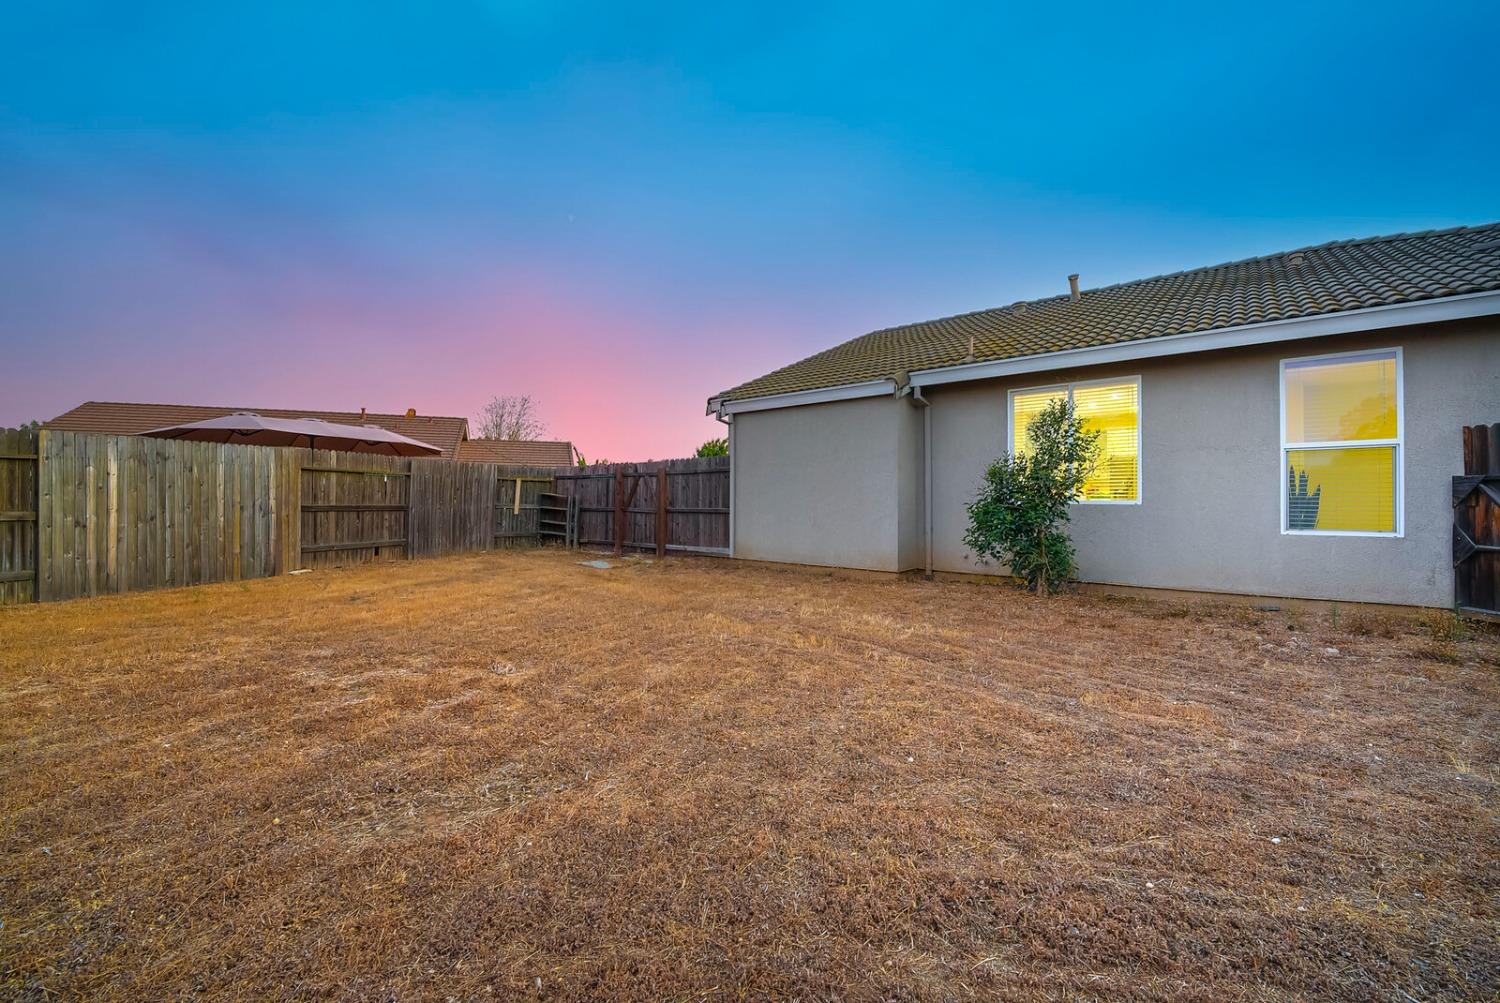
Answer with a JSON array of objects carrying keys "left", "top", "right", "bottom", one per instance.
[
  {"left": 713, "top": 378, "right": 895, "bottom": 416},
  {"left": 909, "top": 289, "right": 1500, "bottom": 388}
]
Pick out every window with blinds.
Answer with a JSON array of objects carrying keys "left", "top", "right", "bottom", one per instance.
[
  {"left": 1281, "top": 349, "right": 1401, "bottom": 535},
  {"left": 1009, "top": 378, "right": 1140, "bottom": 503},
  {"left": 1010, "top": 388, "right": 1066, "bottom": 455}
]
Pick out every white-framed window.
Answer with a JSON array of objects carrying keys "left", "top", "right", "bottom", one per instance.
[
  {"left": 1007, "top": 376, "right": 1141, "bottom": 504},
  {"left": 1279, "top": 347, "right": 1403, "bottom": 537}
]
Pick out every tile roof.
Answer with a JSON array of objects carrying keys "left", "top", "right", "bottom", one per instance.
[
  {"left": 45, "top": 402, "right": 471, "bottom": 459},
  {"left": 455, "top": 438, "right": 576, "bottom": 467},
  {"left": 714, "top": 222, "right": 1500, "bottom": 403}
]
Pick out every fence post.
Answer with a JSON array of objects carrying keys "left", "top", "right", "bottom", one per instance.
[
  {"left": 614, "top": 468, "right": 625, "bottom": 557},
  {"left": 656, "top": 466, "right": 667, "bottom": 558},
  {"left": 35, "top": 428, "right": 48, "bottom": 604}
]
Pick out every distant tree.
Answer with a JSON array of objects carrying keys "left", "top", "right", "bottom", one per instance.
[
  {"left": 476, "top": 395, "right": 546, "bottom": 440},
  {"left": 963, "top": 397, "right": 1100, "bottom": 595},
  {"left": 695, "top": 437, "right": 728, "bottom": 457}
]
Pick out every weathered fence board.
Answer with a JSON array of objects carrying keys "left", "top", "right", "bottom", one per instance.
[
  {"left": 553, "top": 456, "right": 729, "bottom": 555},
  {"left": 32, "top": 431, "right": 295, "bottom": 601},
  {"left": 1456, "top": 423, "right": 1500, "bottom": 616},
  {"left": 299, "top": 451, "right": 409, "bottom": 568},
  {"left": 409, "top": 458, "right": 495, "bottom": 557},
  {"left": 0, "top": 427, "right": 39, "bottom": 603}
]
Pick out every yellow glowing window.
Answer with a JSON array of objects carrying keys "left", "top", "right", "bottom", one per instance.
[
  {"left": 1284, "top": 352, "right": 1398, "bottom": 443},
  {"left": 1010, "top": 388, "right": 1066, "bottom": 455},
  {"left": 1281, "top": 350, "right": 1401, "bottom": 535},
  {"left": 1010, "top": 378, "right": 1140, "bottom": 503}
]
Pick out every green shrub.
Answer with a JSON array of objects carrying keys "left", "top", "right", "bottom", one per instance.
[
  {"left": 695, "top": 437, "right": 728, "bottom": 458},
  {"left": 963, "top": 397, "right": 1100, "bottom": 595}
]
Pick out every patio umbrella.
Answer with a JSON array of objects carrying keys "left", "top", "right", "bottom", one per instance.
[{"left": 140, "top": 412, "right": 442, "bottom": 456}]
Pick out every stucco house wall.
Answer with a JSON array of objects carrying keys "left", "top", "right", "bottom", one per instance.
[
  {"left": 732, "top": 395, "right": 913, "bottom": 571},
  {"left": 732, "top": 317, "right": 1497, "bottom": 605}
]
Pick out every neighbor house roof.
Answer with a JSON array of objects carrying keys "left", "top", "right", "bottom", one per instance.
[
  {"left": 713, "top": 222, "right": 1500, "bottom": 405},
  {"left": 46, "top": 402, "right": 471, "bottom": 459},
  {"left": 455, "top": 438, "right": 576, "bottom": 466}
]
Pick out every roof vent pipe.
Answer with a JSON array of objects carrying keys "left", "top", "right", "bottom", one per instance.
[{"left": 1068, "top": 274, "right": 1081, "bottom": 302}]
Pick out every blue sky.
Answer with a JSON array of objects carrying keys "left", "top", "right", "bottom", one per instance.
[{"left": 2, "top": 1, "right": 1496, "bottom": 455}]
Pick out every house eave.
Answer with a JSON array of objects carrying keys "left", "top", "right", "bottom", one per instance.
[
  {"left": 710, "top": 378, "right": 897, "bottom": 417},
  {"left": 709, "top": 289, "right": 1500, "bottom": 415},
  {"left": 909, "top": 288, "right": 1500, "bottom": 388}
]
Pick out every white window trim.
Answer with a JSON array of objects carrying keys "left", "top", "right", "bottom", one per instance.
[
  {"left": 1006, "top": 375, "right": 1143, "bottom": 505},
  {"left": 1278, "top": 346, "right": 1404, "bottom": 538}
]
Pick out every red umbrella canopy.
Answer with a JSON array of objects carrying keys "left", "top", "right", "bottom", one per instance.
[{"left": 140, "top": 412, "right": 442, "bottom": 456}]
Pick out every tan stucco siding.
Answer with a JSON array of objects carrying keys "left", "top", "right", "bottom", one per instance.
[
  {"left": 729, "top": 317, "right": 1498, "bottom": 604},
  {"left": 731, "top": 395, "right": 913, "bottom": 572},
  {"left": 925, "top": 319, "right": 1499, "bottom": 605}
]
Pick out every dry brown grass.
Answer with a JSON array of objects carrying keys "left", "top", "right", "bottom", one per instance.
[{"left": 2, "top": 550, "right": 1497, "bottom": 1002}]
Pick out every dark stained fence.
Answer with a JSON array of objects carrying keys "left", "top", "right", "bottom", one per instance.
[
  {"left": 1455, "top": 423, "right": 1500, "bottom": 615},
  {"left": 553, "top": 456, "right": 729, "bottom": 556},
  {"left": 0, "top": 427, "right": 39, "bottom": 604}
]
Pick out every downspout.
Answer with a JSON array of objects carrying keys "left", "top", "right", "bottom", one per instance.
[
  {"left": 713, "top": 407, "right": 734, "bottom": 558},
  {"left": 906, "top": 389, "right": 930, "bottom": 581},
  {"left": 901, "top": 383, "right": 934, "bottom": 580}
]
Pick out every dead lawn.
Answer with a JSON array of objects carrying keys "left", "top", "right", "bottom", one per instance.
[{"left": 2, "top": 550, "right": 1498, "bottom": 1001}]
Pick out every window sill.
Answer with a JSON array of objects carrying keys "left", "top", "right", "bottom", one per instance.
[{"left": 1282, "top": 529, "right": 1402, "bottom": 539}]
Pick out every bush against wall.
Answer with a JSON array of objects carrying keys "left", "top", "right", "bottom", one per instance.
[{"left": 963, "top": 397, "right": 1100, "bottom": 595}]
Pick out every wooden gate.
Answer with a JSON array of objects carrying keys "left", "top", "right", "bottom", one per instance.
[
  {"left": 552, "top": 457, "right": 729, "bottom": 557},
  {"left": 1455, "top": 423, "right": 1500, "bottom": 615}
]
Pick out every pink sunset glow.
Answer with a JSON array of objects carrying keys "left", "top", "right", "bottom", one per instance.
[{"left": 4, "top": 5, "right": 1494, "bottom": 460}]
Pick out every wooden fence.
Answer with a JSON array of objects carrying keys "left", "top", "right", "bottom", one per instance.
[
  {"left": 0, "top": 429, "right": 585, "bottom": 605},
  {"left": 553, "top": 456, "right": 730, "bottom": 556},
  {"left": 1455, "top": 423, "right": 1500, "bottom": 616},
  {"left": 0, "top": 427, "right": 39, "bottom": 605}
]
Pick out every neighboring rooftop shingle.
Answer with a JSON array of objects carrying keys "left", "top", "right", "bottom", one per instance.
[
  {"left": 455, "top": 438, "right": 576, "bottom": 466},
  {"left": 45, "top": 402, "right": 470, "bottom": 459},
  {"left": 713, "top": 222, "right": 1500, "bottom": 404}
]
